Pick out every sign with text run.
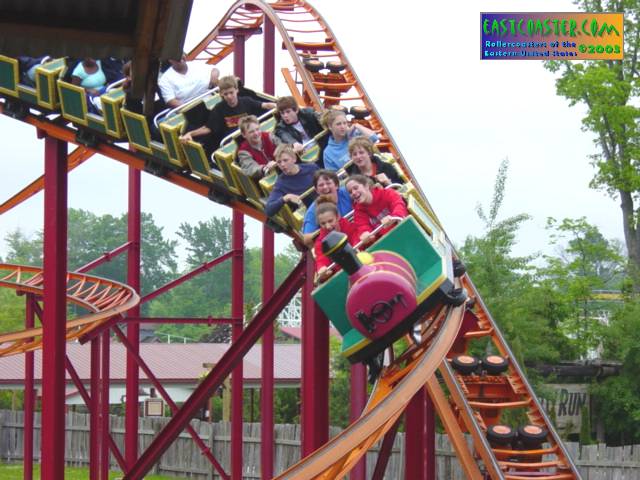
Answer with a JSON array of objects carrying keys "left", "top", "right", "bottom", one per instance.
[
  {"left": 539, "top": 384, "right": 589, "bottom": 435},
  {"left": 481, "top": 12, "right": 624, "bottom": 60}
]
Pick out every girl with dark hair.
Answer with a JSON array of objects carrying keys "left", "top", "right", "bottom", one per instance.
[{"left": 313, "top": 196, "right": 358, "bottom": 281}]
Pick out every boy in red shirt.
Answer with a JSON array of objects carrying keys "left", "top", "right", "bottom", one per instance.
[{"left": 236, "top": 115, "right": 280, "bottom": 179}]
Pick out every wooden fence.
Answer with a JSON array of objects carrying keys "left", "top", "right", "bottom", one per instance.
[{"left": 0, "top": 410, "right": 638, "bottom": 479}]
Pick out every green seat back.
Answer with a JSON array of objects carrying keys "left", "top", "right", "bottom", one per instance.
[
  {"left": 214, "top": 144, "right": 242, "bottom": 195},
  {"left": 121, "top": 109, "right": 153, "bottom": 153},
  {"left": 100, "top": 88, "right": 125, "bottom": 138},
  {"left": 203, "top": 95, "right": 222, "bottom": 110},
  {"left": 259, "top": 172, "right": 277, "bottom": 197},
  {"left": 159, "top": 114, "right": 187, "bottom": 168},
  {"left": 230, "top": 162, "right": 265, "bottom": 209},
  {"left": 0, "top": 55, "right": 19, "bottom": 96},
  {"left": 35, "top": 58, "right": 65, "bottom": 109},
  {"left": 57, "top": 80, "right": 88, "bottom": 126},
  {"left": 261, "top": 116, "right": 276, "bottom": 132},
  {"left": 183, "top": 140, "right": 214, "bottom": 181}
]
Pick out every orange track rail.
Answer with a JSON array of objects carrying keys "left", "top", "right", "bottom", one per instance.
[
  {"left": 188, "top": 0, "right": 435, "bottom": 208},
  {"left": 0, "top": 146, "right": 93, "bottom": 215},
  {"left": 275, "top": 303, "right": 466, "bottom": 479},
  {"left": 0, "top": 264, "right": 139, "bottom": 356}
]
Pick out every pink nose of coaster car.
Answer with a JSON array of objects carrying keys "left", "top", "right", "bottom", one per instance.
[{"left": 346, "top": 252, "right": 417, "bottom": 340}]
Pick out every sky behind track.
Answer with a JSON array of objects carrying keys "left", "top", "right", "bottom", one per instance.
[{"left": 0, "top": 0, "right": 622, "bottom": 265}]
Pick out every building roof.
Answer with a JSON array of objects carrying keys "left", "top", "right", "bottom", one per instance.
[
  {"left": 0, "top": 342, "right": 303, "bottom": 386},
  {"left": 279, "top": 326, "right": 342, "bottom": 341}
]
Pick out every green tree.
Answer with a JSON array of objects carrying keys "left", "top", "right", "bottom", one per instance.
[
  {"left": 591, "top": 300, "right": 640, "bottom": 444},
  {"left": 328, "top": 336, "right": 351, "bottom": 427},
  {"left": 3, "top": 209, "right": 177, "bottom": 295},
  {"left": 3, "top": 209, "right": 177, "bottom": 326},
  {"left": 151, "top": 216, "right": 301, "bottom": 342},
  {"left": 460, "top": 159, "right": 534, "bottom": 321},
  {"left": 459, "top": 160, "right": 576, "bottom": 365},
  {"left": 274, "top": 388, "right": 301, "bottom": 424},
  {"left": 543, "top": 217, "right": 624, "bottom": 356},
  {"left": 4, "top": 229, "right": 42, "bottom": 264},
  {"left": 545, "top": 1, "right": 640, "bottom": 285},
  {"left": 178, "top": 216, "right": 232, "bottom": 266},
  {"left": 0, "top": 289, "right": 26, "bottom": 336}
]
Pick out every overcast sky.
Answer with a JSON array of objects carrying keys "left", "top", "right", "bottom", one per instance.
[{"left": 0, "top": 0, "right": 621, "bottom": 266}]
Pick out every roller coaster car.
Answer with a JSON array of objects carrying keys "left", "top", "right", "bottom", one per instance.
[{"left": 312, "top": 216, "right": 466, "bottom": 364}]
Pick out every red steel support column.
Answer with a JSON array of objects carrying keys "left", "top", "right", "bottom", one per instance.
[
  {"left": 260, "top": 16, "right": 275, "bottom": 480},
  {"left": 350, "top": 363, "right": 367, "bottom": 480},
  {"left": 425, "top": 393, "right": 436, "bottom": 480},
  {"left": 41, "top": 135, "right": 67, "bottom": 480},
  {"left": 405, "top": 387, "right": 435, "bottom": 480},
  {"left": 90, "top": 338, "right": 101, "bottom": 480},
  {"left": 301, "top": 252, "right": 329, "bottom": 456},
  {"left": 23, "top": 295, "right": 36, "bottom": 480},
  {"left": 231, "top": 33, "right": 246, "bottom": 480},
  {"left": 125, "top": 166, "right": 141, "bottom": 469},
  {"left": 231, "top": 209, "right": 244, "bottom": 480},
  {"left": 260, "top": 225, "right": 275, "bottom": 479},
  {"left": 101, "top": 332, "right": 111, "bottom": 479},
  {"left": 122, "top": 260, "right": 306, "bottom": 480},
  {"left": 263, "top": 16, "right": 275, "bottom": 96},
  {"left": 233, "top": 33, "right": 246, "bottom": 81}
]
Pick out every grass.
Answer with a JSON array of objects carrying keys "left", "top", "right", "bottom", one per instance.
[{"left": 0, "top": 463, "right": 186, "bottom": 479}]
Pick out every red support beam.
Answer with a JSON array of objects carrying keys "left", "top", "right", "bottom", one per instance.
[
  {"left": 113, "top": 325, "right": 230, "bottom": 480},
  {"left": 425, "top": 393, "right": 436, "bottom": 480},
  {"left": 231, "top": 210, "right": 244, "bottom": 480},
  {"left": 30, "top": 300, "right": 126, "bottom": 472},
  {"left": 80, "top": 252, "right": 236, "bottom": 344},
  {"left": 41, "top": 135, "right": 67, "bottom": 480},
  {"left": 122, "top": 316, "right": 235, "bottom": 324},
  {"left": 372, "top": 418, "right": 402, "bottom": 480},
  {"left": 350, "top": 363, "right": 367, "bottom": 480},
  {"left": 65, "top": 354, "right": 126, "bottom": 471},
  {"left": 260, "top": 225, "right": 275, "bottom": 479},
  {"left": 141, "top": 251, "right": 234, "bottom": 304},
  {"left": 301, "top": 251, "right": 329, "bottom": 456},
  {"left": 260, "top": 15, "right": 276, "bottom": 480},
  {"left": 263, "top": 16, "right": 276, "bottom": 95},
  {"left": 100, "top": 332, "right": 111, "bottom": 479},
  {"left": 90, "top": 338, "right": 101, "bottom": 480},
  {"left": 126, "top": 166, "right": 141, "bottom": 469},
  {"left": 231, "top": 33, "right": 246, "bottom": 480},
  {"left": 23, "top": 295, "right": 35, "bottom": 480},
  {"left": 405, "top": 387, "right": 435, "bottom": 480},
  {"left": 75, "top": 241, "right": 132, "bottom": 274},
  {"left": 67, "top": 355, "right": 127, "bottom": 469},
  {"left": 122, "top": 258, "right": 306, "bottom": 480},
  {"left": 233, "top": 32, "right": 246, "bottom": 80}
]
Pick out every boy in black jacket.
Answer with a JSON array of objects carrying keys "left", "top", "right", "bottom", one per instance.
[{"left": 274, "top": 96, "right": 326, "bottom": 165}]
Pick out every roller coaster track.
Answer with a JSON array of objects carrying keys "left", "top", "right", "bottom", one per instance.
[
  {"left": 275, "top": 302, "right": 466, "bottom": 479},
  {"left": 0, "top": 1, "right": 582, "bottom": 478},
  {"left": 0, "top": 264, "right": 139, "bottom": 356},
  {"left": 190, "top": 0, "right": 431, "bottom": 203}
]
